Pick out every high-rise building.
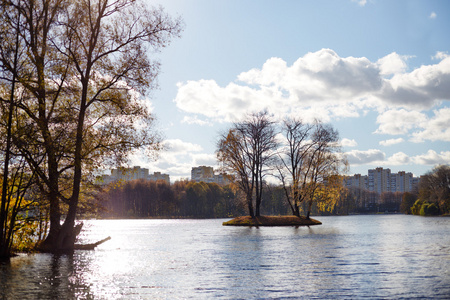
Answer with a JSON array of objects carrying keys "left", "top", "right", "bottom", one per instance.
[
  {"left": 100, "top": 166, "right": 170, "bottom": 184},
  {"left": 191, "top": 166, "right": 214, "bottom": 183},
  {"left": 191, "top": 166, "right": 231, "bottom": 185},
  {"left": 368, "top": 167, "right": 391, "bottom": 194},
  {"left": 344, "top": 167, "right": 420, "bottom": 194},
  {"left": 344, "top": 173, "right": 367, "bottom": 190},
  {"left": 148, "top": 172, "right": 170, "bottom": 184},
  {"left": 390, "top": 171, "right": 414, "bottom": 193},
  {"left": 110, "top": 166, "right": 149, "bottom": 182}
]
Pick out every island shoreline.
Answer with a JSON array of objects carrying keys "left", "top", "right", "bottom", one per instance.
[{"left": 222, "top": 215, "right": 322, "bottom": 226}]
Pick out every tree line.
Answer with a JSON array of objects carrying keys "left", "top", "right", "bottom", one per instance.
[
  {"left": 98, "top": 180, "right": 245, "bottom": 218},
  {"left": 97, "top": 164, "right": 449, "bottom": 219}
]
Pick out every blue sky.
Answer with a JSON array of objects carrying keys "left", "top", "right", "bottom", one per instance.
[{"left": 130, "top": 0, "right": 450, "bottom": 181}]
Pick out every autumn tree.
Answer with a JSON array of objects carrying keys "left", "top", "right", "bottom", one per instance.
[
  {"left": 303, "top": 123, "right": 344, "bottom": 218},
  {"left": 0, "top": 0, "right": 42, "bottom": 258},
  {"left": 0, "top": 0, "right": 182, "bottom": 253},
  {"left": 217, "top": 111, "right": 277, "bottom": 217},
  {"left": 418, "top": 165, "right": 450, "bottom": 215},
  {"left": 400, "top": 192, "right": 417, "bottom": 214},
  {"left": 278, "top": 120, "right": 345, "bottom": 219},
  {"left": 314, "top": 175, "right": 347, "bottom": 215}
]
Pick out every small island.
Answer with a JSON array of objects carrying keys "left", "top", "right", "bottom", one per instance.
[{"left": 223, "top": 215, "right": 322, "bottom": 227}]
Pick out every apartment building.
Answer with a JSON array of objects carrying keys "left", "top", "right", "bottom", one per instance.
[
  {"left": 345, "top": 167, "right": 420, "bottom": 194},
  {"left": 368, "top": 167, "right": 391, "bottom": 194},
  {"left": 191, "top": 166, "right": 232, "bottom": 186},
  {"left": 149, "top": 172, "right": 170, "bottom": 184},
  {"left": 101, "top": 166, "right": 170, "bottom": 184},
  {"left": 191, "top": 166, "right": 215, "bottom": 183},
  {"left": 345, "top": 173, "right": 368, "bottom": 190}
]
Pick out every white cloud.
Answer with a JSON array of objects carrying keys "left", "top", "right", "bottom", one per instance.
[
  {"left": 380, "top": 55, "right": 450, "bottom": 108},
  {"left": 352, "top": 0, "right": 367, "bottom": 6},
  {"left": 433, "top": 51, "right": 448, "bottom": 60},
  {"left": 429, "top": 12, "right": 437, "bottom": 19},
  {"left": 345, "top": 149, "right": 385, "bottom": 165},
  {"left": 238, "top": 57, "right": 287, "bottom": 87},
  {"left": 346, "top": 150, "right": 450, "bottom": 168},
  {"left": 385, "top": 152, "right": 411, "bottom": 165},
  {"left": 137, "top": 139, "right": 217, "bottom": 181},
  {"left": 174, "top": 49, "right": 450, "bottom": 127},
  {"left": 375, "top": 109, "right": 426, "bottom": 135},
  {"left": 181, "top": 115, "right": 213, "bottom": 126},
  {"left": 345, "top": 150, "right": 413, "bottom": 167},
  {"left": 379, "top": 138, "right": 404, "bottom": 146},
  {"left": 374, "top": 107, "right": 450, "bottom": 142},
  {"left": 191, "top": 153, "right": 218, "bottom": 166},
  {"left": 163, "top": 139, "right": 203, "bottom": 153},
  {"left": 377, "top": 52, "right": 411, "bottom": 76},
  {"left": 410, "top": 108, "right": 450, "bottom": 142},
  {"left": 344, "top": 149, "right": 450, "bottom": 169},
  {"left": 175, "top": 79, "right": 282, "bottom": 123},
  {"left": 412, "top": 150, "right": 450, "bottom": 165},
  {"left": 341, "top": 138, "right": 358, "bottom": 147}
]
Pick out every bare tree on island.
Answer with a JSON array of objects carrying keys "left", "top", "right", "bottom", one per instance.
[
  {"left": 217, "top": 111, "right": 277, "bottom": 217},
  {"left": 0, "top": 0, "right": 183, "bottom": 254},
  {"left": 276, "top": 119, "right": 315, "bottom": 217},
  {"left": 277, "top": 119, "right": 345, "bottom": 219}
]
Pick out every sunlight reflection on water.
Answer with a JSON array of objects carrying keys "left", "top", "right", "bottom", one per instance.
[{"left": 1, "top": 215, "right": 449, "bottom": 299}]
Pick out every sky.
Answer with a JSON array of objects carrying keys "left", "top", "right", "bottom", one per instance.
[{"left": 126, "top": 0, "right": 450, "bottom": 181}]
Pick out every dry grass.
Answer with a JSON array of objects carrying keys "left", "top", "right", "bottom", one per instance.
[{"left": 222, "top": 215, "right": 322, "bottom": 227}]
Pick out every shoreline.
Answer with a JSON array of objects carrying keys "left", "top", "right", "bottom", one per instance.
[{"left": 222, "top": 215, "right": 322, "bottom": 226}]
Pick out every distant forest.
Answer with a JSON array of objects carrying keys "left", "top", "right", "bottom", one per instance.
[{"left": 94, "top": 179, "right": 421, "bottom": 218}]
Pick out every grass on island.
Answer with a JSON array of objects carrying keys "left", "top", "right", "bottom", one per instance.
[{"left": 222, "top": 215, "right": 322, "bottom": 227}]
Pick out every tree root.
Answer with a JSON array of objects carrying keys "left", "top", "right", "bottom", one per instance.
[{"left": 74, "top": 236, "right": 111, "bottom": 250}]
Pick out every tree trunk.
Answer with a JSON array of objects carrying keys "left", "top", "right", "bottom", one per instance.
[
  {"left": 247, "top": 191, "right": 255, "bottom": 218},
  {"left": 38, "top": 190, "right": 81, "bottom": 253},
  {"left": 38, "top": 220, "right": 82, "bottom": 253},
  {"left": 293, "top": 204, "right": 300, "bottom": 217},
  {"left": 306, "top": 199, "right": 313, "bottom": 219},
  {"left": 255, "top": 202, "right": 260, "bottom": 217},
  {"left": 255, "top": 173, "right": 263, "bottom": 217}
]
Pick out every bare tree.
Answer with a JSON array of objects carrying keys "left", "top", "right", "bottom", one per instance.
[
  {"left": 217, "top": 111, "right": 277, "bottom": 217},
  {"left": 277, "top": 118, "right": 315, "bottom": 217}
]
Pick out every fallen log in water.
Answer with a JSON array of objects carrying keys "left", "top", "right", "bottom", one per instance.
[{"left": 74, "top": 236, "right": 111, "bottom": 250}]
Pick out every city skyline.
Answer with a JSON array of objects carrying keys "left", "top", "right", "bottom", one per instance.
[
  {"left": 102, "top": 164, "right": 421, "bottom": 193},
  {"left": 122, "top": 0, "right": 449, "bottom": 181}
]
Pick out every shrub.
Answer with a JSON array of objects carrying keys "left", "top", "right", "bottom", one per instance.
[
  {"left": 411, "top": 199, "right": 423, "bottom": 215},
  {"left": 419, "top": 202, "right": 440, "bottom": 216}
]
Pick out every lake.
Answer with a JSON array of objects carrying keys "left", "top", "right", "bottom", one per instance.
[{"left": 1, "top": 215, "right": 449, "bottom": 299}]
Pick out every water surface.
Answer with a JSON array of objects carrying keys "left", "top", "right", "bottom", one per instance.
[{"left": 1, "top": 215, "right": 449, "bottom": 299}]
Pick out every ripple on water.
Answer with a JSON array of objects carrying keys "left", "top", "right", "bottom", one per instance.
[{"left": 1, "top": 215, "right": 449, "bottom": 299}]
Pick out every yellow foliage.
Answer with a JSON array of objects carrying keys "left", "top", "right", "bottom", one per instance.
[{"left": 314, "top": 175, "right": 347, "bottom": 214}]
